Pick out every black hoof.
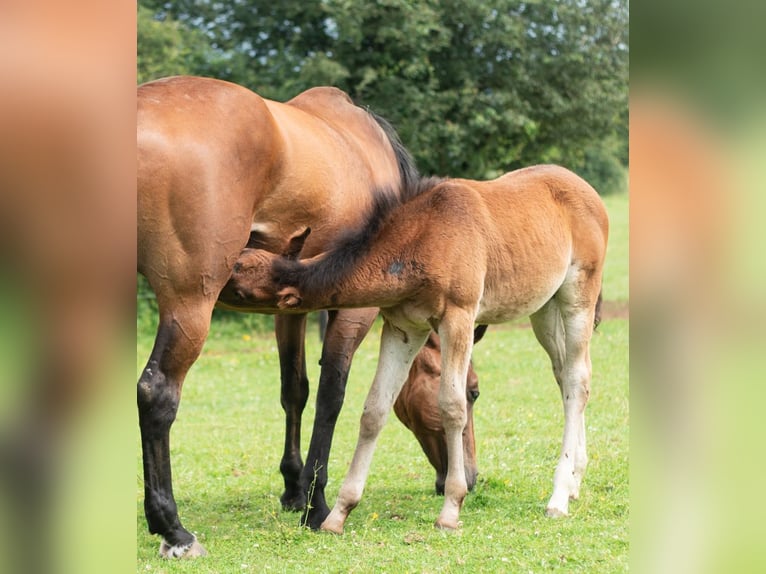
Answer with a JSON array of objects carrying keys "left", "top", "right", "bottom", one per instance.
[
  {"left": 301, "top": 505, "right": 330, "bottom": 530},
  {"left": 280, "top": 490, "right": 307, "bottom": 512}
]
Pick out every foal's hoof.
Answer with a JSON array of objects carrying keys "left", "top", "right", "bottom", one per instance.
[
  {"left": 434, "top": 517, "right": 462, "bottom": 531},
  {"left": 159, "top": 537, "right": 207, "bottom": 558},
  {"left": 319, "top": 514, "right": 345, "bottom": 535},
  {"left": 545, "top": 506, "right": 569, "bottom": 518}
]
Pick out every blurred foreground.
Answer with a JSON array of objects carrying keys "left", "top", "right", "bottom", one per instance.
[
  {"left": 631, "top": 1, "right": 766, "bottom": 571},
  {"left": 0, "top": 3, "right": 136, "bottom": 573}
]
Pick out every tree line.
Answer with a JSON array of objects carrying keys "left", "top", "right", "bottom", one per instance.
[{"left": 138, "top": 0, "right": 628, "bottom": 193}]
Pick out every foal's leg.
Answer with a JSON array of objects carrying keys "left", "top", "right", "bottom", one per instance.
[
  {"left": 321, "top": 320, "right": 429, "bottom": 534},
  {"left": 532, "top": 295, "right": 596, "bottom": 517},
  {"left": 530, "top": 299, "right": 570, "bottom": 514},
  {"left": 300, "top": 308, "right": 378, "bottom": 530},
  {"left": 530, "top": 299, "right": 566, "bottom": 389},
  {"left": 138, "top": 296, "right": 215, "bottom": 558},
  {"left": 434, "top": 311, "right": 476, "bottom": 530},
  {"left": 274, "top": 313, "right": 310, "bottom": 510}
]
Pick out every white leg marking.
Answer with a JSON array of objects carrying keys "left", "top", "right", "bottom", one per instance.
[
  {"left": 546, "top": 308, "right": 593, "bottom": 517},
  {"left": 159, "top": 536, "right": 207, "bottom": 558},
  {"left": 321, "top": 321, "right": 429, "bottom": 534}
]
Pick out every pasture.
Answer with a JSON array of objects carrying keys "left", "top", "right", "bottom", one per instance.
[{"left": 136, "top": 191, "right": 628, "bottom": 572}]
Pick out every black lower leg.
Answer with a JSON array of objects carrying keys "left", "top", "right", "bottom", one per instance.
[
  {"left": 301, "top": 309, "right": 376, "bottom": 529},
  {"left": 138, "top": 363, "right": 194, "bottom": 547},
  {"left": 275, "top": 314, "right": 309, "bottom": 510}
]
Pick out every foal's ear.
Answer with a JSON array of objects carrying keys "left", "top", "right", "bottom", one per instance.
[
  {"left": 283, "top": 228, "right": 311, "bottom": 260},
  {"left": 277, "top": 286, "right": 303, "bottom": 309}
]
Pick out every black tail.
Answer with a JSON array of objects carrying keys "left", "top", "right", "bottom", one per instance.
[
  {"left": 593, "top": 290, "right": 603, "bottom": 331},
  {"left": 473, "top": 324, "right": 488, "bottom": 344}
]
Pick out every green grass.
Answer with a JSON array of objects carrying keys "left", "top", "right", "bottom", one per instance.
[
  {"left": 136, "top": 192, "right": 628, "bottom": 572},
  {"left": 602, "top": 191, "right": 629, "bottom": 303}
]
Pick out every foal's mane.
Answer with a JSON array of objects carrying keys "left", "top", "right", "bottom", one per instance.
[{"left": 274, "top": 174, "right": 445, "bottom": 294}]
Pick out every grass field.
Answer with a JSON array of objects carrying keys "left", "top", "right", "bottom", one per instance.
[{"left": 136, "top": 192, "right": 628, "bottom": 572}]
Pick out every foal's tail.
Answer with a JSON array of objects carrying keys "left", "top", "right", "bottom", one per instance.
[{"left": 593, "top": 289, "right": 603, "bottom": 331}]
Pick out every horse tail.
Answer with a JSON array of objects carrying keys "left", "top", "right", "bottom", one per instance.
[{"left": 593, "top": 289, "right": 603, "bottom": 331}]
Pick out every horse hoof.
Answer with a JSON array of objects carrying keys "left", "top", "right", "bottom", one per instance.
[
  {"left": 279, "top": 490, "right": 306, "bottom": 512},
  {"left": 280, "top": 494, "right": 307, "bottom": 512},
  {"left": 302, "top": 507, "right": 330, "bottom": 530},
  {"left": 159, "top": 536, "right": 207, "bottom": 558},
  {"left": 319, "top": 516, "right": 345, "bottom": 535},
  {"left": 434, "top": 518, "right": 462, "bottom": 531},
  {"left": 545, "top": 506, "right": 568, "bottom": 518}
]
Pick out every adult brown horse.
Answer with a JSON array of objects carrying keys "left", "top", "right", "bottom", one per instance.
[
  {"left": 137, "top": 76, "right": 420, "bottom": 557},
  {"left": 220, "top": 164, "right": 609, "bottom": 533}
]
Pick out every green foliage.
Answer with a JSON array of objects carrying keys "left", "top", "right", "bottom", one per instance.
[
  {"left": 579, "top": 139, "right": 628, "bottom": 197},
  {"left": 137, "top": 0, "right": 628, "bottom": 189},
  {"left": 136, "top": 275, "right": 158, "bottom": 335},
  {"left": 601, "top": 191, "right": 629, "bottom": 302},
  {"left": 137, "top": 4, "right": 214, "bottom": 84}
]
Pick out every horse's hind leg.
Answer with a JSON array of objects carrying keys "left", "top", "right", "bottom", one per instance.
[
  {"left": 301, "top": 308, "right": 378, "bottom": 530},
  {"left": 274, "top": 313, "right": 310, "bottom": 510},
  {"left": 138, "top": 296, "right": 215, "bottom": 558},
  {"left": 532, "top": 284, "right": 598, "bottom": 517},
  {"left": 530, "top": 299, "right": 566, "bottom": 389}
]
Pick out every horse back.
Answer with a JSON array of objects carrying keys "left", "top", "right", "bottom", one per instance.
[
  {"left": 495, "top": 165, "right": 609, "bottom": 265},
  {"left": 460, "top": 166, "right": 608, "bottom": 322},
  {"left": 257, "top": 89, "right": 402, "bottom": 255}
]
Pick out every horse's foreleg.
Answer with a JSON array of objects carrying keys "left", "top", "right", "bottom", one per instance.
[
  {"left": 138, "top": 300, "right": 213, "bottom": 558},
  {"left": 434, "top": 312, "right": 475, "bottom": 530},
  {"left": 300, "top": 308, "right": 377, "bottom": 530},
  {"left": 274, "top": 313, "right": 309, "bottom": 511},
  {"left": 321, "top": 320, "right": 429, "bottom": 534},
  {"left": 544, "top": 303, "right": 595, "bottom": 517}
]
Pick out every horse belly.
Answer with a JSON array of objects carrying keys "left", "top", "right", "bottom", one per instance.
[{"left": 476, "top": 268, "right": 567, "bottom": 324}]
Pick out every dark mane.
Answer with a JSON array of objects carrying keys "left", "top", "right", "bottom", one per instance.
[
  {"left": 368, "top": 111, "right": 420, "bottom": 197},
  {"left": 271, "top": 190, "right": 396, "bottom": 292},
  {"left": 409, "top": 175, "right": 447, "bottom": 197},
  {"left": 273, "top": 176, "right": 445, "bottom": 297},
  {"left": 323, "top": 174, "right": 444, "bottom": 260}
]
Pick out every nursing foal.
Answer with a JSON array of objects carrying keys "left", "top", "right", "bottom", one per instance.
[{"left": 220, "top": 164, "right": 609, "bottom": 532}]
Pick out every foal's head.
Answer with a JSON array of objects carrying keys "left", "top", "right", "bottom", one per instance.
[{"left": 218, "top": 228, "right": 310, "bottom": 312}]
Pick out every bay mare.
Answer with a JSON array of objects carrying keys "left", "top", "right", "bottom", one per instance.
[{"left": 138, "top": 76, "right": 424, "bottom": 557}]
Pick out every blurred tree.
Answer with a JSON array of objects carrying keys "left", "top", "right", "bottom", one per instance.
[
  {"left": 138, "top": 0, "right": 628, "bottom": 190},
  {"left": 137, "top": 3, "right": 215, "bottom": 84}
]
